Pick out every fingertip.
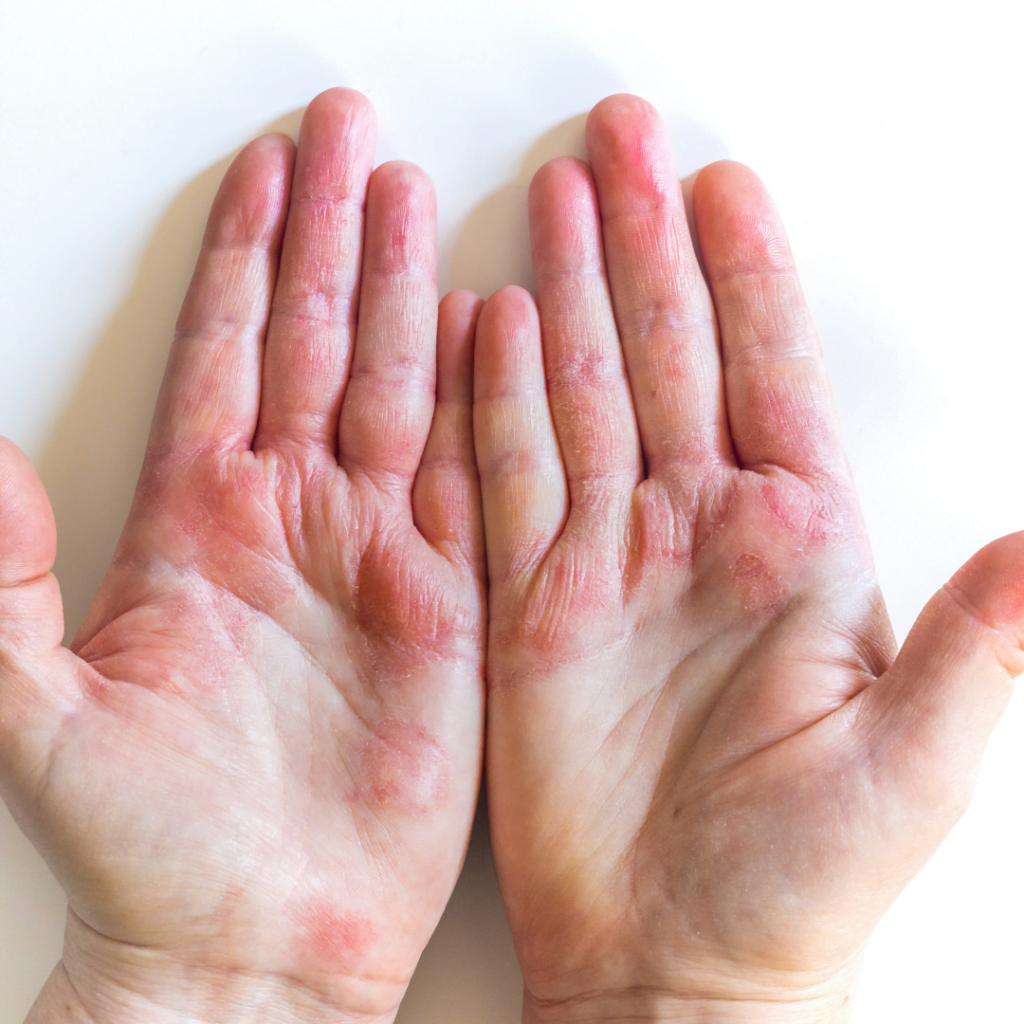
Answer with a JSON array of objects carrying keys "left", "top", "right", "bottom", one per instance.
[
  {"left": 364, "top": 160, "right": 438, "bottom": 279},
  {"left": 480, "top": 284, "right": 539, "bottom": 327},
  {"left": 304, "top": 86, "right": 376, "bottom": 130},
  {"left": 298, "top": 86, "right": 377, "bottom": 164},
  {"left": 585, "top": 94, "right": 680, "bottom": 213},
  {"left": 475, "top": 286, "right": 542, "bottom": 402},
  {"left": 361, "top": 159, "right": 438, "bottom": 269},
  {"left": 692, "top": 160, "right": 794, "bottom": 276},
  {"left": 241, "top": 130, "right": 297, "bottom": 161},
  {"left": 440, "top": 288, "right": 484, "bottom": 324},
  {"left": 204, "top": 134, "right": 294, "bottom": 251},
  {"left": 945, "top": 532, "right": 1024, "bottom": 643},
  {"left": 694, "top": 159, "right": 762, "bottom": 193},
  {"left": 365, "top": 161, "right": 437, "bottom": 261},
  {"left": 528, "top": 156, "right": 595, "bottom": 223},
  {"left": 371, "top": 159, "right": 436, "bottom": 204},
  {"left": 692, "top": 160, "right": 769, "bottom": 229},
  {"left": 527, "top": 160, "right": 601, "bottom": 281},
  {"left": 437, "top": 290, "right": 483, "bottom": 405},
  {"left": 0, "top": 438, "right": 56, "bottom": 586},
  {"left": 292, "top": 87, "right": 378, "bottom": 199},
  {"left": 586, "top": 93, "right": 659, "bottom": 143},
  {"left": 478, "top": 284, "right": 539, "bottom": 334}
]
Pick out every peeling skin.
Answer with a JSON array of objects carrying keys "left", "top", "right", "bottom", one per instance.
[
  {"left": 499, "top": 543, "right": 621, "bottom": 662},
  {"left": 628, "top": 483, "right": 693, "bottom": 574},
  {"left": 75, "top": 581, "right": 259, "bottom": 697},
  {"left": 729, "top": 552, "right": 786, "bottom": 616},
  {"left": 755, "top": 471, "right": 842, "bottom": 550}
]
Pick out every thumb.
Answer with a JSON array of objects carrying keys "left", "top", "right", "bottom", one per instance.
[
  {"left": 863, "top": 532, "right": 1024, "bottom": 828},
  {"left": 0, "top": 435, "right": 57, "bottom": 589},
  {"left": 0, "top": 437, "right": 79, "bottom": 806}
]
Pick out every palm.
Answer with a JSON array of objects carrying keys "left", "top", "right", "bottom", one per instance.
[
  {"left": 477, "top": 95, "right": 1021, "bottom": 1018},
  {"left": 490, "top": 465, "right": 888, "bottom": 977},
  {"left": 56, "top": 447, "right": 472, "bottom": 954},
  {"left": 0, "top": 89, "right": 484, "bottom": 1022}
]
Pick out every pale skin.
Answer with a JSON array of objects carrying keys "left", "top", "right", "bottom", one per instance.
[{"left": 0, "top": 88, "right": 1021, "bottom": 1024}]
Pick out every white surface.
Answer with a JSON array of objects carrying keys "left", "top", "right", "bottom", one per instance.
[{"left": 1, "top": 1, "right": 1022, "bottom": 1020}]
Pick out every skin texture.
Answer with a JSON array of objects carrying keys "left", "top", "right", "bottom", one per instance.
[
  {"left": 475, "top": 95, "right": 1024, "bottom": 1023},
  {"left": 0, "top": 89, "right": 486, "bottom": 1024}
]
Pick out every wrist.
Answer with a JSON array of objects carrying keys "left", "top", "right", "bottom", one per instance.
[
  {"left": 521, "top": 963, "right": 861, "bottom": 1024},
  {"left": 27, "top": 909, "right": 401, "bottom": 1024},
  {"left": 523, "top": 990, "right": 856, "bottom": 1024},
  {"left": 27, "top": 960, "right": 400, "bottom": 1024}
]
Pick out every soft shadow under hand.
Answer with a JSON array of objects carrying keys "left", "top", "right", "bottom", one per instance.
[{"left": 448, "top": 114, "right": 588, "bottom": 299}]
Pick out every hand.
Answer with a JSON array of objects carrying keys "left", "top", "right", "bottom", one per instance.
[
  {"left": 475, "top": 94, "right": 1023, "bottom": 1023},
  {"left": 0, "top": 88, "right": 485, "bottom": 1024}
]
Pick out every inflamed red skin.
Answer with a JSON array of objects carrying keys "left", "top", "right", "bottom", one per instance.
[
  {"left": 0, "top": 89, "right": 485, "bottom": 1024},
  {"left": 476, "top": 95, "right": 1024, "bottom": 1024}
]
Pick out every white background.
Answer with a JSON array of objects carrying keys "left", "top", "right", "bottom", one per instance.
[{"left": 1, "top": 1, "right": 1022, "bottom": 1020}]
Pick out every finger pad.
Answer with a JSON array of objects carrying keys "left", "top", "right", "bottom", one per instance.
[
  {"left": 208, "top": 135, "right": 295, "bottom": 249},
  {"left": 298, "top": 88, "right": 377, "bottom": 191},
  {"left": 365, "top": 161, "right": 437, "bottom": 277},
  {"left": 586, "top": 93, "right": 679, "bottom": 214},
  {"left": 694, "top": 161, "right": 794, "bottom": 276},
  {"left": 528, "top": 158, "right": 602, "bottom": 276},
  {"left": 474, "top": 286, "right": 543, "bottom": 401},
  {"left": 948, "top": 532, "right": 1024, "bottom": 633},
  {"left": 0, "top": 438, "right": 56, "bottom": 584}
]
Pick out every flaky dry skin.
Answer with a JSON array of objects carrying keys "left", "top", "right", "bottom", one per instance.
[
  {"left": 475, "top": 95, "right": 1024, "bottom": 1024},
  {"left": 0, "top": 90, "right": 486, "bottom": 1024}
]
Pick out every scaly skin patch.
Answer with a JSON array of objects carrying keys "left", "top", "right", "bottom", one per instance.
[
  {"left": 116, "top": 450, "right": 298, "bottom": 615},
  {"left": 354, "top": 522, "right": 474, "bottom": 666},
  {"left": 728, "top": 552, "right": 786, "bottom": 616}
]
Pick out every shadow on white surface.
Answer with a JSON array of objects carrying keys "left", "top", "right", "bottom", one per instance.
[
  {"left": 449, "top": 113, "right": 588, "bottom": 298},
  {"left": 449, "top": 107, "right": 728, "bottom": 302}
]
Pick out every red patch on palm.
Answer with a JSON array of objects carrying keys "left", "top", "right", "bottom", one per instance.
[
  {"left": 503, "top": 544, "right": 621, "bottom": 662},
  {"left": 355, "top": 527, "right": 472, "bottom": 664},
  {"left": 75, "top": 580, "right": 260, "bottom": 696},
  {"left": 357, "top": 719, "right": 449, "bottom": 814},
  {"left": 128, "top": 451, "right": 297, "bottom": 614},
  {"left": 296, "top": 898, "right": 375, "bottom": 970},
  {"left": 758, "top": 474, "right": 838, "bottom": 549}
]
